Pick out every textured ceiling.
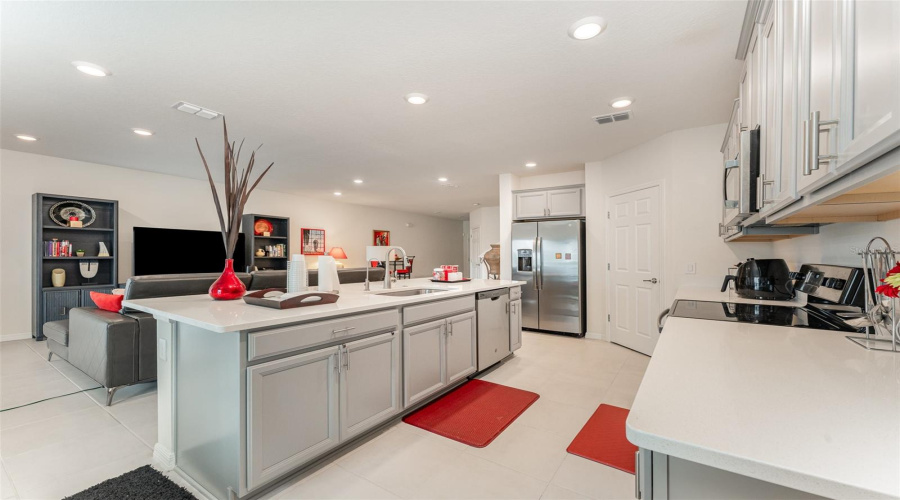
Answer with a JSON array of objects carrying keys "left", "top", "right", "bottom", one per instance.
[{"left": 1, "top": 1, "right": 744, "bottom": 218}]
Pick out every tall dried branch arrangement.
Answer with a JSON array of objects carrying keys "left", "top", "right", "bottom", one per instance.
[{"left": 196, "top": 118, "right": 274, "bottom": 259}]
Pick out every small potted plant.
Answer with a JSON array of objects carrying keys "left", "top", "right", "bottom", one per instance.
[{"left": 76, "top": 249, "right": 85, "bottom": 257}]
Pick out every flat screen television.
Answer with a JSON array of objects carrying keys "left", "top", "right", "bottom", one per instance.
[{"left": 133, "top": 227, "right": 246, "bottom": 276}]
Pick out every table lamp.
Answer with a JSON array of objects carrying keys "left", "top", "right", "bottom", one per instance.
[{"left": 327, "top": 247, "right": 348, "bottom": 268}]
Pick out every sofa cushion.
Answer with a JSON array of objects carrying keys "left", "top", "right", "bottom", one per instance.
[
  {"left": 43, "top": 320, "right": 69, "bottom": 346},
  {"left": 124, "top": 272, "right": 252, "bottom": 302},
  {"left": 248, "top": 267, "right": 386, "bottom": 290},
  {"left": 91, "top": 291, "right": 124, "bottom": 312}
]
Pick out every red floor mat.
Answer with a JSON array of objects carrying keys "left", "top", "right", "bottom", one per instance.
[
  {"left": 402, "top": 379, "right": 539, "bottom": 448},
  {"left": 566, "top": 404, "right": 638, "bottom": 474}
]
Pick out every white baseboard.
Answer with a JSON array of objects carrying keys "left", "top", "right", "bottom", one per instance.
[
  {"left": 153, "top": 443, "right": 176, "bottom": 471},
  {"left": 1, "top": 332, "right": 33, "bottom": 342},
  {"left": 585, "top": 331, "right": 607, "bottom": 341}
]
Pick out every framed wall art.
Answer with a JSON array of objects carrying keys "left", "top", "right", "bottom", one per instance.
[
  {"left": 301, "top": 228, "right": 326, "bottom": 255},
  {"left": 373, "top": 230, "right": 390, "bottom": 246}
]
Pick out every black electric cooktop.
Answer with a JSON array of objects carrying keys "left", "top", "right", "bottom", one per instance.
[{"left": 670, "top": 300, "right": 859, "bottom": 332}]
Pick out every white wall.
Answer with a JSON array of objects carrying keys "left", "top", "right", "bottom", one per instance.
[
  {"left": 585, "top": 122, "right": 899, "bottom": 339},
  {"left": 467, "top": 205, "right": 500, "bottom": 278},
  {"left": 1, "top": 149, "right": 464, "bottom": 338},
  {"left": 585, "top": 124, "right": 770, "bottom": 337}
]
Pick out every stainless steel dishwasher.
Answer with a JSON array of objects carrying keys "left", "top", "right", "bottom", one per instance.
[{"left": 477, "top": 288, "right": 511, "bottom": 371}]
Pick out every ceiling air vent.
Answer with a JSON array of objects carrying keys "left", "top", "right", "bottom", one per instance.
[
  {"left": 593, "top": 110, "right": 633, "bottom": 125},
  {"left": 173, "top": 101, "right": 220, "bottom": 120}
]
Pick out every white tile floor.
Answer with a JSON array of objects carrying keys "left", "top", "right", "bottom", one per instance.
[{"left": 0, "top": 332, "right": 649, "bottom": 500}]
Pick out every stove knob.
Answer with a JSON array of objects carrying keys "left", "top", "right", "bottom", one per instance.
[
  {"left": 824, "top": 278, "right": 836, "bottom": 288},
  {"left": 831, "top": 278, "right": 846, "bottom": 290}
]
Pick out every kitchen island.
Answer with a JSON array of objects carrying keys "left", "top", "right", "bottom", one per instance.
[
  {"left": 628, "top": 287, "right": 900, "bottom": 499},
  {"left": 124, "top": 278, "right": 524, "bottom": 500}
]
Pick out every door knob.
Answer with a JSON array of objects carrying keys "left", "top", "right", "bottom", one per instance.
[{"left": 643, "top": 278, "right": 658, "bottom": 284}]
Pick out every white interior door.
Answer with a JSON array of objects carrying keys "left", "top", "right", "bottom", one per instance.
[
  {"left": 469, "top": 227, "right": 482, "bottom": 279},
  {"left": 608, "top": 185, "right": 662, "bottom": 355}
]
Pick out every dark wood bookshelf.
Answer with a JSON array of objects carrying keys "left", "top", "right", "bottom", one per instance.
[
  {"left": 242, "top": 214, "right": 290, "bottom": 271},
  {"left": 33, "top": 194, "right": 118, "bottom": 339}
]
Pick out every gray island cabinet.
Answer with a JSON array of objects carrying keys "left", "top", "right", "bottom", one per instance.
[{"left": 124, "top": 279, "right": 523, "bottom": 500}]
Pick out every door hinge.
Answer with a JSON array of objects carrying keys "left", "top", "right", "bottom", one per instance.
[
  {"left": 607, "top": 263, "right": 610, "bottom": 270},
  {"left": 608, "top": 314, "right": 611, "bottom": 322},
  {"left": 607, "top": 211, "right": 610, "bottom": 219}
]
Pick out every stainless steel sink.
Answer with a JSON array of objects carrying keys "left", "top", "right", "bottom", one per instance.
[{"left": 374, "top": 288, "right": 449, "bottom": 297}]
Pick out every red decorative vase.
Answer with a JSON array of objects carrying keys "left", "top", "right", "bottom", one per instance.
[{"left": 209, "top": 259, "right": 246, "bottom": 300}]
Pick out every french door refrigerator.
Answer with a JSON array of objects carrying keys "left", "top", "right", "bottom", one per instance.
[{"left": 511, "top": 219, "right": 585, "bottom": 336}]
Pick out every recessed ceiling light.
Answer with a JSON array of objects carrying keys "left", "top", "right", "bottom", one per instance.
[
  {"left": 353, "top": 179, "right": 363, "bottom": 184},
  {"left": 15, "top": 134, "right": 38, "bottom": 141},
  {"left": 525, "top": 162, "right": 537, "bottom": 168},
  {"left": 568, "top": 16, "right": 608, "bottom": 40},
  {"left": 437, "top": 177, "right": 448, "bottom": 182},
  {"left": 334, "top": 191, "right": 342, "bottom": 196},
  {"left": 405, "top": 93, "right": 429, "bottom": 105},
  {"left": 610, "top": 97, "right": 634, "bottom": 108},
  {"left": 72, "top": 61, "right": 110, "bottom": 77},
  {"left": 132, "top": 128, "right": 153, "bottom": 136}
]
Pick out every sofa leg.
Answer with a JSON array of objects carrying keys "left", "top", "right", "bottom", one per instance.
[
  {"left": 106, "top": 386, "right": 121, "bottom": 406},
  {"left": 47, "top": 352, "right": 53, "bottom": 362}
]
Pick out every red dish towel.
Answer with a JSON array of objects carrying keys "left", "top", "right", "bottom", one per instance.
[
  {"left": 566, "top": 404, "right": 638, "bottom": 474},
  {"left": 403, "top": 379, "right": 539, "bottom": 448}
]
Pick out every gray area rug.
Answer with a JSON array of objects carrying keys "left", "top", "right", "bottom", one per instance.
[{"left": 63, "top": 465, "right": 195, "bottom": 499}]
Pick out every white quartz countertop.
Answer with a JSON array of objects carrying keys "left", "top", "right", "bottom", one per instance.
[
  {"left": 673, "top": 284, "right": 807, "bottom": 307},
  {"left": 627, "top": 289, "right": 900, "bottom": 499},
  {"left": 123, "top": 278, "right": 524, "bottom": 333}
]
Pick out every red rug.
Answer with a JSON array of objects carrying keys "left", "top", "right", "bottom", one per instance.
[
  {"left": 402, "top": 379, "right": 539, "bottom": 448},
  {"left": 566, "top": 404, "right": 638, "bottom": 474}
]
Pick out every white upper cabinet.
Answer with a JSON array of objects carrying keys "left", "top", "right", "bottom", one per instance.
[
  {"left": 796, "top": 0, "right": 842, "bottom": 194},
  {"left": 514, "top": 186, "right": 584, "bottom": 219},
  {"left": 835, "top": 0, "right": 900, "bottom": 172},
  {"left": 759, "top": 4, "right": 779, "bottom": 211},
  {"left": 514, "top": 191, "right": 549, "bottom": 219}
]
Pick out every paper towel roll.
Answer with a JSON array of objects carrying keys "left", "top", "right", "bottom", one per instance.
[{"left": 317, "top": 256, "right": 340, "bottom": 293}]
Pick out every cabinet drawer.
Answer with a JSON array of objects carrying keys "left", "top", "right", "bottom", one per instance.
[
  {"left": 42, "top": 290, "right": 81, "bottom": 324},
  {"left": 403, "top": 295, "right": 475, "bottom": 326},
  {"left": 509, "top": 286, "right": 521, "bottom": 301},
  {"left": 248, "top": 309, "right": 399, "bottom": 362}
]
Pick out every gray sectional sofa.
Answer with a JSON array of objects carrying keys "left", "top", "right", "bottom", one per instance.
[{"left": 41, "top": 267, "right": 384, "bottom": 405}]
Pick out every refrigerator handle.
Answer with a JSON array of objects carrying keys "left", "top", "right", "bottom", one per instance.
[
  {"left": 536, "top": 236, "right": 543, "bottom": 290},
  {"left": 532, "top": 237, "right": 539, "bottom": 290}
]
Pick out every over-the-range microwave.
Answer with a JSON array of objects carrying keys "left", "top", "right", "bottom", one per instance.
[{"left": 723, "top": 128, "right": 760, "bottom": 227}]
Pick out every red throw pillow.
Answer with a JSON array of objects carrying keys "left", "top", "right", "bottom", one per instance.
[{"left": 90, "top": 291, "right": 124, "bottom": 313}]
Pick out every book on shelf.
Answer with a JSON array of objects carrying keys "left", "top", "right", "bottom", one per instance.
[{"left": 44, "top": 239, "right": 73, "bottom": 257}]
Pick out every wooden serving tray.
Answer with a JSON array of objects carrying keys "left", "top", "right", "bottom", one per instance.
[{"left": 243, "top": 288, "right": 339, "bottom": 309}]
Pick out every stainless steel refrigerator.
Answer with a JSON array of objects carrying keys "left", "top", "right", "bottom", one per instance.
[{"left": 511, "top": 219, "right": 585, "bottom": 336}]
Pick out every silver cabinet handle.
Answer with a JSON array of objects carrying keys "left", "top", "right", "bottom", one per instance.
[
  {"left": 335, "top": 349, "right": 342, "bottom": 374},
  {"left": 802, "top": 119, "right": 811, "bottom": 176},
  {"left": 634, "top": 450, "right": 641, "bottom": 499},
  {"left": 643, "top": 278, "right": 658, "bottom": 284},
  {"left": 810, "top": 111, "right": 838, "bottom": 172},
  {"left": 448, "top": 320, "right": 453, "bottom": 336},
  {"left": 757, "top": 173, "right": 774, "bottom": 207},
  {"left": 343, "top": 345, "right": 350, "bottom": 371},
  {"left": 332, "top": 326, "right": 355, "bottom": 335}
]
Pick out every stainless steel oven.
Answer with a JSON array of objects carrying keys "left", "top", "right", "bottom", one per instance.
[{"left": 722, "top": 128, "right": 760, "bottom": 227}]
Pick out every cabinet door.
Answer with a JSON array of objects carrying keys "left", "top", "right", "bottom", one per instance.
[
  {"left": 403, "top": 319, "right": 446, "bottom": 407},
  {"left": 759, "top": 5, "right": 780, "bottom": 212},
  {"left": 445, "top": 312, "right": 477, "bottom": 384},
  {"left": 515, "top": 191, "right": 548, "bottom": 219},
  {"left": 340, "top": 332, "right": 401, "bottom": 441},
  {"left": 797, "top": 0, "right": 841, "bottom": 194},
  {"left": 773, "top": 0, "right": 801, "bottom": 209},
  {"left": 509, "top": 299, "right": 522, "bottom": 352},
  {"left": 547, "top": 188, "right": 584, "bottom": 217},
  {"left": 836, "top": 0, "right": 900, "bottom": 172},
  {"left": 247, "top": 346, "right": 340, "bottom": 490},
  {"left": 42, "top": 290, "right": 80, "bottom": 323},
  {"left": 746, "top": 25, "right": 762, "bottom": 130}
]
